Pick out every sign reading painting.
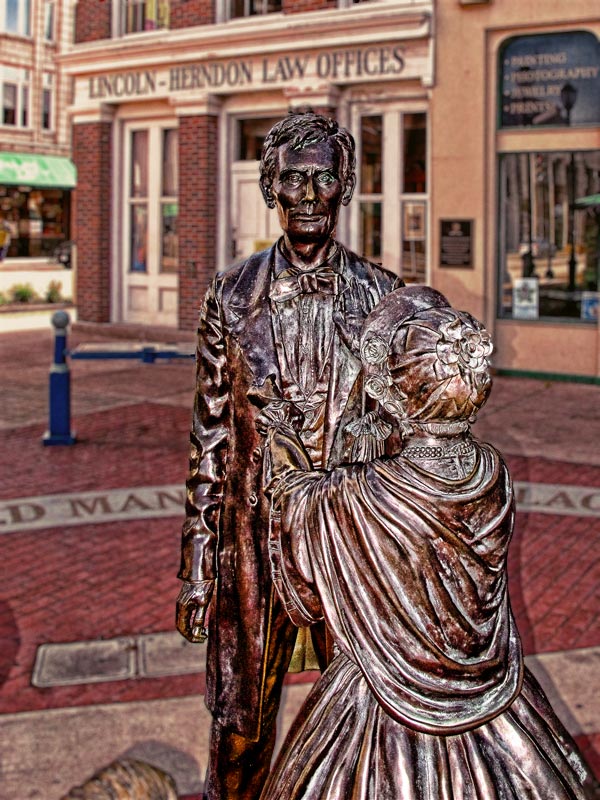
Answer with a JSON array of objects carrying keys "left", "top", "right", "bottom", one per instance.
[
  {"left": 499, "top": 31, "right": 600, "bottom": 128},
  {"left": 86, "top": 43, "right": 416, "bottom": 101}
]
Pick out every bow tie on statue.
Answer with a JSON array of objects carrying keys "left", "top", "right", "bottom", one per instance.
[{"left": 270, "top": 266, "right": 339, "bottom": 303}]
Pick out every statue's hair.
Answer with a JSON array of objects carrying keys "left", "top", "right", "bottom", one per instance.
[{"left": 259, "top": 111, "right": 356, "bottom": 189}]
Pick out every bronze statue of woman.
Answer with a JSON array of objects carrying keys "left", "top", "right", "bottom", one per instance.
[{"left": 257, "top": 285, "right": 596, "bottom": 800}]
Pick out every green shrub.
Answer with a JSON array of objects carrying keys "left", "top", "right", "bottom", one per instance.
[
  {"left": 10, "top": 283, "right": 39, "bottom": 303},
  {"left": 45, "top": 280, "right": 63, "bottom": 303}
]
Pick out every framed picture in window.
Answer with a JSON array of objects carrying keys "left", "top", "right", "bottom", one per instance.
[{"left": 403, "top": 201, "right": 426, "bottom": 241}]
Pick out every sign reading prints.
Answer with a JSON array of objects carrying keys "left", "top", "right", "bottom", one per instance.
[{"left": 0, "top": 481, "right": 599, "bottom": 535}]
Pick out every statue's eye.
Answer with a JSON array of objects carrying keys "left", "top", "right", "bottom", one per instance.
[
  {"left": 282, "top": 172, "right": 303, "bottom": 187},
  {"left": 316, "top": 172, "right": 336, "bottom": 186}
]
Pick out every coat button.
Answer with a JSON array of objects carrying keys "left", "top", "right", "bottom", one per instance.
[
  {"left": 252, "top": 447, "right": 262, "bottom": 462},
  {"left": 248, "top": 493, "right": 258, "bottom": 506}
]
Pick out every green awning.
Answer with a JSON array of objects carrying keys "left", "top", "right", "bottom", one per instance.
[
  {"left": 0, "top": 152, "right": 77, "bottom": 189},
  {"left": 575, "top": 193, "right": 600, "bottom": 209}
]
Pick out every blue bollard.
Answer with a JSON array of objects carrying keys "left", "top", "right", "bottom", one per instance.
[{"left": 43, "top": 310, "right": 77, "bottom": 445}]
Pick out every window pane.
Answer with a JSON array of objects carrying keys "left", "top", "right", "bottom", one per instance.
[
  {"left": 130, "top": 205, "right": 148, "bottom": 272},
  {"left": 499, "top": 150, "right": 600, "bottom": 322},
  {"left": 124, "top": 0, "right": 169, "bottom": 32},
  {"left": 360, "top": 201, "right": 382, "bottom": 259},
  {"left": 161, "top": 203, "right": 178, "bottom": 272},
  {"left": 162, "top": 129, "right": 178, "bottom": 196},
  {"left": 42, "top": 88, "right": 51, "bottom": 129},
  {"left": 131, "top": 130, "right": 148, "bottom": 197},
  {"left": 402, "top": 201, "right": 427, "bottom": 282},
  {"left": 403, "top": 113, "right": 426, "bottom": 193},
  {"left": 21, "top": 85, "right": 28, "bottom": 127},
  {"left": 3, "top": 84, "right": 16, "bottom": 125},
  {"left": 230, "top": 0, "right": 281, "bottom": 17},
  {"left": 360, "top": 115, "right": 382, "bottom": 195},
  {"left": 24, "top": 0, "right": 31, "bottom": 34},
  {"left": 44, "top": 1, "right": 54, "bottom": 39},
  {"left": 6, "top": 0, "right": 18, "bottom": 32},
  {"left": 238, "top": 117, "right": 280, "bottom": 160}
]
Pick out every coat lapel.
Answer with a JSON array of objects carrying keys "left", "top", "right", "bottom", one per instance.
[{"left": 225, "top": 246, "right": 283, "bottom": 397}]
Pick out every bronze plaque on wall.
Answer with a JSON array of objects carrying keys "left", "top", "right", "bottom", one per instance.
[{"left": 440, "top": 220, "right": 473, "bottom": 268}]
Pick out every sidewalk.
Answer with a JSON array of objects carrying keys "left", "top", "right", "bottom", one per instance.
[{"left": 0, "top": 321, "right": 599, "bottom": 799}]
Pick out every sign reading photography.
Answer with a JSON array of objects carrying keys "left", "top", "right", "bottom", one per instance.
[{"left": 500, "top": 31, "right": 600, "bottom": 128}]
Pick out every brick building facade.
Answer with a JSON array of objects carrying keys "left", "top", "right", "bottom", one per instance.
[{"left": 62, "top": 0, "right": 600, "bottom": 379}]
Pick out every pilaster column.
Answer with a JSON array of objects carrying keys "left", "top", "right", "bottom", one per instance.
[
  {"left": 174, "top": 96, "right": 221, "bottom": 331},
  {"left": 71, "top": 106, "right": 114, "bottom": 322}
]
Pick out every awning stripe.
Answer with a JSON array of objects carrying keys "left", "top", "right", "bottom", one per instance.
[{"left": 0, "top": 152, "right": 77, "bottom": 188}]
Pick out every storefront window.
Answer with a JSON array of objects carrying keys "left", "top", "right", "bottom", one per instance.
[
  {"left": 0, "top": 187, "right": 70, "bottom": 258},
  {"left": 122, "top": 0, "right": 169, "bottom": 34},
  {"left": 161, "top": 128, "right": 178, "bottom": 273},
  {"left": 498, "top": 150, "right": 600, "bottom": 322}
]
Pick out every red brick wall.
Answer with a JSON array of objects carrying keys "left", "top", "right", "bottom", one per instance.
[
  {"left": 75, "top": 0, "right": 111, "bottom": 43},
  {"left": 72, "top": 122, "right": 112, "bottom": 322},
  {"left": 170, "top": 0, "right": 215, "bottom": 28},
  {"left": 178, "top": 114, "right": 219, "bottom": 331},
  {"left": 282, "top": 0, "right": 336, "bottom": 12}
]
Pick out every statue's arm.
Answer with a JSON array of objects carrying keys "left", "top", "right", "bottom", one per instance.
[{"left": 176, "top": 278, "right": 230, "bottom": 643}]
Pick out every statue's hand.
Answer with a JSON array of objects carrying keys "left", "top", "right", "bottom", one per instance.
[
  {"left": 256, "top": 400, "right": 304, "bottom": 436},
  {"left": 176, "top": 579, "right": 214, "bottom": 643}
]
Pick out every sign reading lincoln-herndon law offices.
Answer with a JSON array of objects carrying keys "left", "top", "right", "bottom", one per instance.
[
  {"left": 83, "top": 41, "right": 428, "bottom": 102},
  {"left": 499, "top": 31, "right": 600, "bottom": 128}
]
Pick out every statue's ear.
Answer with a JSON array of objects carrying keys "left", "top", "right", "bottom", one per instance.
[
  {"left": 260, "top": 178, "right": 276, "bottom": 209},
  {"left": 341, "top": 173, "right": 356, "bottom": 206}
]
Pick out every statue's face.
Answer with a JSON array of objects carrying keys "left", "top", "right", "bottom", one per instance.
[{"left": 269, "top": 140, "right": 347, "bottom": 245}]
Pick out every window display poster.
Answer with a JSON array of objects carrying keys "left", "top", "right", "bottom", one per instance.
[
  {"left": 440, "top": 219, "right": 473, "bottom": 268},
  {"left": 581, "top": 292, "right": 599, "bottom": 321},
  {"left": 403, "top": 202, "right": 426, "bottom": 242},
  {"left": 513, "top": 278, "right": 539, "bottom": 320}
]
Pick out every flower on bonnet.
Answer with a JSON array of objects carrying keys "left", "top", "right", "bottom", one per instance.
[
  {"left": 435, "top": 318, "right": 493, "bottom": 381},
  {"left": 361, "top": 335, "right": 389, "bottom": 366}
]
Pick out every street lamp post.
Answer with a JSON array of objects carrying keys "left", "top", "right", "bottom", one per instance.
[{"left": 560, "top": 82, "right": 578, "bottom": 292}]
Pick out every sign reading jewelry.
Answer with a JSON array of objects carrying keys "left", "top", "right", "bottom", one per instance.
[
  {"left": 87, "top": 44, "right": 408, "bottom": 100},
  {"left": 499, "top": 31, "right": 600, "bottom": 128}
]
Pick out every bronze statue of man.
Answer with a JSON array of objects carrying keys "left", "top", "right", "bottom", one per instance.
[{"left": 175, "top": 111, "right": 400, "bottom": 799}]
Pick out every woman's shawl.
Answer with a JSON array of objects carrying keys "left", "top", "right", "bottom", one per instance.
[{"left": 269, "top": 443, "right": 523, "bottom": 734}]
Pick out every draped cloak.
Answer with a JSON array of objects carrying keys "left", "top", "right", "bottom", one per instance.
[{"left": 261, "top": 442, "right": 591, "bottom": 800}]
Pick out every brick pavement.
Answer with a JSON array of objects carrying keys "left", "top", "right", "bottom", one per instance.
[{"left": 0, "top": 323, "right": 599, "bottom": 798}]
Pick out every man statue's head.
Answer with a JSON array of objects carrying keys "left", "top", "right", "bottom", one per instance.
[{"left": 259, "top": 111, "right": 356, "bottom": 254}]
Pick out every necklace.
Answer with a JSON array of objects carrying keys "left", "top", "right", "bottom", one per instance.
[{"left": 402, "top": 441, "right": 475, "bottom": 460}]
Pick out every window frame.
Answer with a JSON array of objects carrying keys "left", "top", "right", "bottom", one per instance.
[
  {"left": 1, "top": 67, "right": 30, "bottom": 129},
  {"left": 2, "top": 0, "right": 31, "bottom": 36}
]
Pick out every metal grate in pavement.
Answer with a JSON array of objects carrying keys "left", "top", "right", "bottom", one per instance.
[{"left": 32, "top": 632, "right": 205, "bottom": 688}]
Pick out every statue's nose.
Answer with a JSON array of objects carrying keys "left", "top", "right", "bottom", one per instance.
[{"left": 304, "top": 176, "right": 316, "bottom": 202}]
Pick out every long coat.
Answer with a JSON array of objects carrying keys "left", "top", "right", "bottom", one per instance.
[{"left": 179, "top": 242, "right": 398, "bottom": 739}]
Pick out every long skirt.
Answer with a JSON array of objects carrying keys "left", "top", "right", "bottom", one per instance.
[{"left": 261, "top": 653, "right": 593, "bottom": 800}]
